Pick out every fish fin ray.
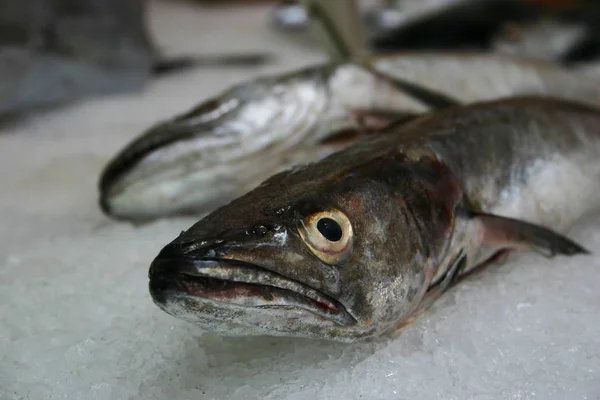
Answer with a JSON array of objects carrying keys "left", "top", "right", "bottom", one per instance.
[{"left": 473, "top": 212, "right": 590, "bottom": 257}]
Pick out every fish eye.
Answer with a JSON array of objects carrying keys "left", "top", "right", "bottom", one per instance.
[
  {"left": 317, "top": 218, "right": 342, "bottom": 242},
  {"left": 298, "top": 209, "right": 353, "bottom": 265}
]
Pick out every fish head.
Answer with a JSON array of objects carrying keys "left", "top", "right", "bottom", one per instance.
[
  {"left": 98, "top": 65, "right": 340, "bottom": 222},
  {"left": 149, "top": 140, "right": 461, "bottom": 342}
]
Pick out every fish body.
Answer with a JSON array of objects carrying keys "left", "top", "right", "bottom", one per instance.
[
  {"left": 148, "top": 96, "right": 599, "bottom": 342},
  {"left": 100, "top": 53, "right": 600, "bottom": 221}
]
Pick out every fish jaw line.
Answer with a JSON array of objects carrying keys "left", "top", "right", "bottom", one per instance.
[
  {"left": 100, "top": 174, "right": 221, "bottom": 220},
  {"left": 149, "top": 257, "right": 357, "bottom": 327},
  {"left": 99, "top": 133, "right": 321, "bottom": 219},
  {"left": 98, "top": 154, "right": 253, "bottom": 219}
]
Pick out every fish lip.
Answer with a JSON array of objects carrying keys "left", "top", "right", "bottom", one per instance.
[
  {"left": 149, "top": 256, "right": 357, "bottom": 327},
  {"left": 98, "top": 191, "right": 112, "bottom": 215}
]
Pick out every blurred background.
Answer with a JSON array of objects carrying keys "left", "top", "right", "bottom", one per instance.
[{"left": 2, "top": 0, "right": 599, "bottom": 120}]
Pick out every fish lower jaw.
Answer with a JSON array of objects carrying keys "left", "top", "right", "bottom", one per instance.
[
  {"left": 148, "top": 248, "right": 368, "bottom": 340},
  {"left": 151, "top": 267, "right": 354, "bottom": 324},
  {"left": 99, "top": 183, "right": 218, "bottom": 221},
  {"left": 153, "top": 291, "right": 373, "bottom": 342}
]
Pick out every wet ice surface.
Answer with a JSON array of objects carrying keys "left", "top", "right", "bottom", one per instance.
[
  {"left": 5, "top": 219, "right": 600, "bottom": 400},
  {"left": 1, "top": 2, "right": 599, "bottom": 400}
]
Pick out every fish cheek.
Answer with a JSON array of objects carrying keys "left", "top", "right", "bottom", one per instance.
[
  {"left": 340, "top": 251, "right": 425, "bottom": 332},
  {"left": 329, "top": 192, "right": 389, "bottom": 324},
  {"left": 337, "top": 191, "right": 424, "bottom": 330},
  {"left": 373, "top": 217, "right": 427, "bottom": 329}
]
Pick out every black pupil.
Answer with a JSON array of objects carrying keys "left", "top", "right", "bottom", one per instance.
[{"left": 316, "top": 218, "right": 343, "bottom": 242}]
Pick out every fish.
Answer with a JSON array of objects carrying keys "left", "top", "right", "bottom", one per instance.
[
  {"left": 99, "top": 53, "right": 600, "bottom": 221},
  {"left": 148, "top": 96, "right": 599, "bottom": 342}
]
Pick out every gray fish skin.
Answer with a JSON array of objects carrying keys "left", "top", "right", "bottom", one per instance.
[
  {"left": 148, "top": 96, "right": 600, "bottom": 342},
  {"left": 100, "top": 53, "right": 600, "bottom": 221}
]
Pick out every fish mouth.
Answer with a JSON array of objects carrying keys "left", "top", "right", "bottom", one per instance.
[{"left": 149, "top": 256, "right": 357, "bottom": 327}]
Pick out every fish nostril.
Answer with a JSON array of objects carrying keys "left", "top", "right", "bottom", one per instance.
[{"left": 175, "top": 237, "right": 227, "bottom": 257}]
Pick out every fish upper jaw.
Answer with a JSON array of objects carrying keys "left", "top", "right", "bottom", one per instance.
[{"left": 148, "top": 241, "right": 357, "bottom": 327}]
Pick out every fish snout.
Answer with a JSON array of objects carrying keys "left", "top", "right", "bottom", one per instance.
[
  {"left": 99, "top": 192, "right": 112, "bottom": 215},
  {"left": 148, "top": 239, "right": 214, "bottom": 307},
  {"left": 149, "top": 241, "right": 184, "bottom": 277},
  {"left": 148, "top": 241, "right": 186, "bottom": 286},
  {"left": 148, "top": 236, "right": 226, "bottom": 279}
]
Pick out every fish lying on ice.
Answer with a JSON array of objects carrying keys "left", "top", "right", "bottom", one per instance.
[
  {"left": 148, "top": 96, "right": 598, "bottom": 342},
  {"left": 99, "top": 53, "right": 600, "bottom": 221}
]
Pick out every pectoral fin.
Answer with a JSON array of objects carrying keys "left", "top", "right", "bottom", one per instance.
[{"left": 474, "top": 212, "right": 590, "bottom": 257}]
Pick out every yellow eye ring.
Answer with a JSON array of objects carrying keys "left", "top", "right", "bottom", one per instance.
[{"left": 298, "top": 209, "right": 353, "bottom": 265}]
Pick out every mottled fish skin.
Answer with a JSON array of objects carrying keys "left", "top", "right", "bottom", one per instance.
[
  {"left": 148, "top": 96, "right": 600, "bottom": 342},
  {"left": 100, "top": 53, "right": 600, "bottom": 221}
]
